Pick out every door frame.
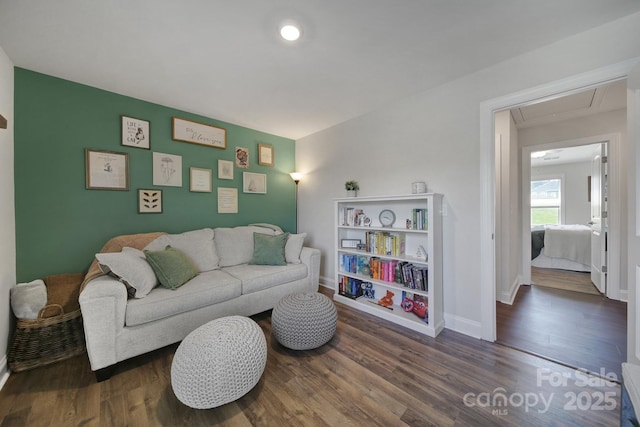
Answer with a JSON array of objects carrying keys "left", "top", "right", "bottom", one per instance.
[
  {"left": 479, "top": 58, "right": 640, "bottom": 342},
  {"left": 521, "top": 134, "right": 621, "bottom": 300}
]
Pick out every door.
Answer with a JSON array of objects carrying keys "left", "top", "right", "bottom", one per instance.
[{"left": 590, "top": 144, "right": 606, "bottom": 293}]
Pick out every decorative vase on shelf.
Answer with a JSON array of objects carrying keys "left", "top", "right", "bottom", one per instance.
[{"left": 346, "top": 190, "right": 357, "bottom": 197}]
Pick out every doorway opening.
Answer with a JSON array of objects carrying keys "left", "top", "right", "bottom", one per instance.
[{"left": 493, "top": 80, "right": 627, "bottom": 379}]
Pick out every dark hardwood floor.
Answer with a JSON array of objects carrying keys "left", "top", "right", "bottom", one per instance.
[
  {"left": 497, "top": 283, "right": 627, "bottom": 381},
  {"left": 0, "top": 286, "right": 622, "bottom": 426}
]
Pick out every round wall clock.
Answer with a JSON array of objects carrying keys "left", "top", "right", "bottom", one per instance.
[{"left": 379, "top": 209, "right": 396, "bottom": 227}]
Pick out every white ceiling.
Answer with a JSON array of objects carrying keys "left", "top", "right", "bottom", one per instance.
[
  {"left": 531, "top": 143, "right": 603, "bottom": 167},
  {"left": 512, "top": 79, "right": 627, "bottom": 130},
  {"left": 1, "top": 1, "right": 640, "bottom": 140}
]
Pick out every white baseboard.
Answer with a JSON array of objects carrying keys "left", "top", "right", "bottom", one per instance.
[
  {"left": 620, "top": 289, "right": 628, "bottom": 302},
  {"left": 498, "top": 276, "right": 522, "bottom": 305},
  {"left": 319, "top": 275, "right": 334, "bottom": 289},
  {"left": 443, "top": 313, "right": 482, "bottom": 339},
  {"left": 0, "top": 355, "right": 9, "bottom": 391}
]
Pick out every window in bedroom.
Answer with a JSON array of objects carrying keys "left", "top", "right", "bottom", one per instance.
[{"left": 531, "top": 178, "right": 562, "bottom": 225}]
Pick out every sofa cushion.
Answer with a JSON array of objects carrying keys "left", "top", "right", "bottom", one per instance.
[
  {"left": 125, "top": 270, "right": 242, "bottom": 326},
  {"left": 144, "top": 228, "right": 219, "bottom": 272},
  {"left": 144, "top": 246, "right": 199, "bottom": 290},
  {"left": 223, "top": 263, "right": 307, "bottom": 295},
  {"left": 250, "top": 232, "right": 289, "bottom": 266},
  {"left": 96, "top": 247, "right": 158, "bottom": 298},
  {"left": 214, "top": 226, "right": 279, "bottom": 267},
  {"left": 285, "top": 233, "right": 307, "bottom": 264}
]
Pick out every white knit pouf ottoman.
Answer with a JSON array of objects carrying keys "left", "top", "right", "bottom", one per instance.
[
  {"left": 271, "top": 292, "right": 337, "bottom": 350},
  {"left": 171, "top": 316, "right": 267, "bottom": 409}
]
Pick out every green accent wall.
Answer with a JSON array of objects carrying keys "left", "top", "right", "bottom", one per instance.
[{"left": 14, "top": 68, "right": 296, "bottom": 281}]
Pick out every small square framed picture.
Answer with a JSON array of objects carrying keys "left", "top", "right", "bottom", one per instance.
[
  {"left": 138, "top": 189, "right": 162, "bottom": 213},
  {"left": 122, "top": 116, "right": 150, "bottom": 149},
  {"left": 190, "top": 167, "right": 212, "bottom": 192},
  {"left": 258, "top": 143, "right": 274, "bottom": 166},
  {"left": 218, "top": 159, "right": 233, "bottom": 180}
]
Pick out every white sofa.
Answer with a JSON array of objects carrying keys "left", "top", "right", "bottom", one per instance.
[{"left": 79, "top": 225, "right": 320, "bottom": 381}]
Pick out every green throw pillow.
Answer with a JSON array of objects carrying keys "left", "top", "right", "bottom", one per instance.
[
  {"left": 250, "top": 232, "right": 289, "bottom": 265},
  {"left": 144, "top": 246, "right": 198, "bottom": 290}
]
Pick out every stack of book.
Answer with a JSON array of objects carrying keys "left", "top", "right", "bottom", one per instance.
[
  {"left": 365, "top": 231, "right": 405, "bottom": 256},
  {"left": 397, "top": 262, "right": 429, "bottom": 291},
  {"left": 412, "top": 208, "right": 428, "bottom": 230},
  {"left": 338, "top": 276, "right": 364, "bottom": 299}
]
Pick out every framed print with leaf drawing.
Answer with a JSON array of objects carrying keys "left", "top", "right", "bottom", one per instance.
[{"left": 138, "top": 189, "right": 162, "bottom": 213}]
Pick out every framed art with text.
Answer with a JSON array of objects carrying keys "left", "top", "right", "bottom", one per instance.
[
  {"left": 172, "top": 117, "right": 226, "bottom": 149},
  {"left": 122, "top": 115, "right": 150, "bottom": 149}
]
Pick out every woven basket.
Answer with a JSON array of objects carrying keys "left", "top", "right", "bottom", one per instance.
[{"left": 8, "top": 273, "right": 87, "bottom": 372}]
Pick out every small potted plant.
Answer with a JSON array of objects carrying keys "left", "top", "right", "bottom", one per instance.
[{"left": 345, "top": 180, "right": 359, "bottom": 197}]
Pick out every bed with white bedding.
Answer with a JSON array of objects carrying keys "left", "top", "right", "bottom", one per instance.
[{"left": 531, "top": 224, "right": 591, "bottom": 272}]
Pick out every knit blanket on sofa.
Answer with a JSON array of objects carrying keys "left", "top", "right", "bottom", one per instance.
[{"left": 80, "top": 232, "right": 166, "bottom": 293}]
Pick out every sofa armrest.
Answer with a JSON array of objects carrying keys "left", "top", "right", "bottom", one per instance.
[
  {"left": 299, "top": 247, "right": 321, "bottom": 288},
  {"left": 79, "top": 275, "right": 128, "bottom": 371}
]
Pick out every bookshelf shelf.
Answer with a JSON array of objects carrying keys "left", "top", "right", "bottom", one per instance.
[{"left": 334, "top": 193, "right": 444, "bottom": 337}]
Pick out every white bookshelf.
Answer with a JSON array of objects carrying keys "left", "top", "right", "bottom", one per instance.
[{"left": 333, "top": 194, "right": 444, "bottom": 337}]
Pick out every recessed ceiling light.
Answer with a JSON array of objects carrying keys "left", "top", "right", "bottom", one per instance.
[{"left": 280, "top": 24, "right": 301, "bottom": 41}]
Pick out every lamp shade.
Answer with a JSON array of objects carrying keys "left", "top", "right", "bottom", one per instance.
[{"left": 289, "top": 172, "right": 303, "bottom": 183}]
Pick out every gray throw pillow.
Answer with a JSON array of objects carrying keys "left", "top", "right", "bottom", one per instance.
[{"left": 144, "top": 228, "right": 219, "bottom": 272}]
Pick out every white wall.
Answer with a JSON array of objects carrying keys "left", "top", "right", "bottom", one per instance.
[
  {"left": 531, "top": 161, "right": 591, "bottom": 225},
  {"left": 0, "top": 45, "right": 15, "bottom": 386},
  {"left": 296, "top": 12, "right": 640, "bottom": 337},
  {"left": 495, "top": 110, "right": 521, "bottom": 303}
]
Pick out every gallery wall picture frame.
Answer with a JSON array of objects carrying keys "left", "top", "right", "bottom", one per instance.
[
  {"left": 243, "top": 172, "right": 267, "bottom": 194},
  {"left": 258, "top": 143, "right": 274, "bottom": 166},
  {"left": 235, "top": 146, "right": 249, "bottom": 168},
  {"left": 85, "top": 148, "right": 130, "bottom": 190},
  {"left": 138, "top": 189, "right": 163, "bottom": 213},
  {"left": 218, "top": 159, "right": 233, "bottom": 180},
  {"left": 122, "top": 115, "right": 150, "bottom": 149},
  {"left": 190, "top": 167, "right": 212, "bottom": 192},
  {"left": 218, "top": 187, "right": 238, "bottom": 213},
  {"left": 172, "top": 117, "right": 226, "bottom": 149},
  {"left": 152, "top": 152, "right": 183, "bottom": 187}
]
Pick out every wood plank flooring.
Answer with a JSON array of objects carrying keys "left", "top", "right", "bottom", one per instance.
[
  {"left": 531, "top": 267, "right": 601, "bottom": 295},
  {"left": 497, "top": 283, "right": 626, "bottom": 381},
  {"left": 0, "top": 286, "right": 622, "bottom": 426}
]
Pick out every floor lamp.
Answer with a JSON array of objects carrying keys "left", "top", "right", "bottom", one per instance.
[{"left": 289, "top": 172, "right": 302, "bottom": 233}]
